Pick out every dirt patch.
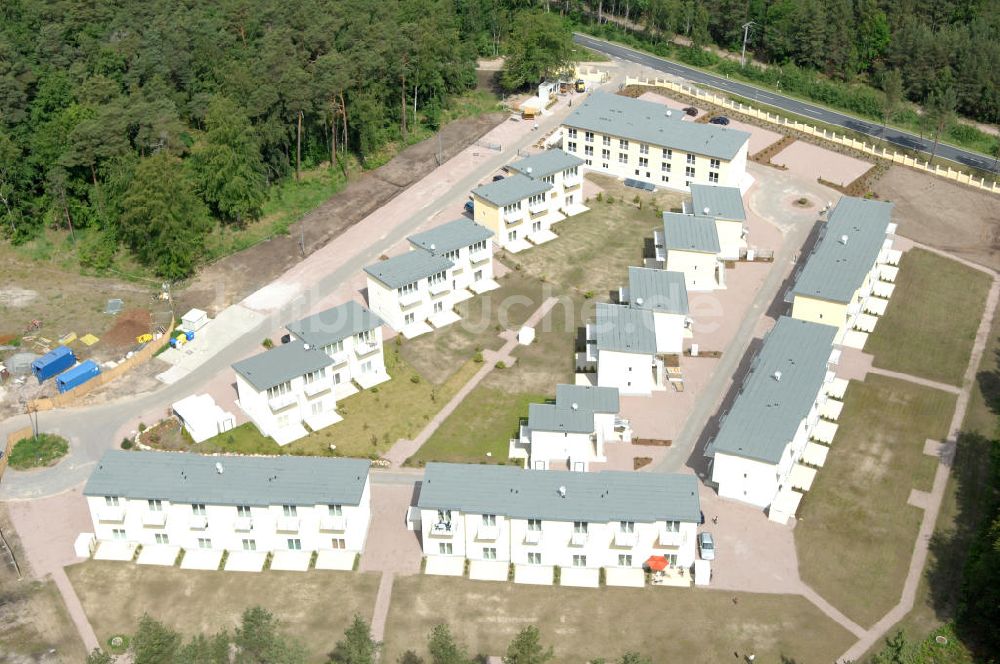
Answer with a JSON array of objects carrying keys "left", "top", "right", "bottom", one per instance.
[
  {"left": 873, "top": 166, "right": 1000, "bottom": 269},
  {"left": 100, "top": 309, "right": 152, "bottom": 351},
  {"left": 633, "top": 456, "right": 653, "bottom": 470},
  {"left": 0, "top": 287, "right": 38, "bottom": 308}
]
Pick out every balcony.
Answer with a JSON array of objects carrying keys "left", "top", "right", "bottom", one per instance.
[
  {"left": 524, "top": 530, "right": 543, "bottom": 545},
  {"left": 327, "top": 351, "right": 349, "bottom": 367},
  {"left": 614, "top": 530, "right": 638, "bottom": 547},
  {"left": 303, "top": 381, "right": 330, "bottom": 398},
  {"left": 657, "top": 530, "right": 683, "bottom": 548},
  {"left": 429, "top": 521, "right": 454, "bottom": 538},
  {"left": 189, "top": 515, "right": 208, "bottom": 530},
  {"left": 528, "top": 201, "right": 547, "bottom": 215},
  {"left": 268, "top": 392, "right": 298, "bottom": 412},
  {"left": 477, "top": 525, "right": 499, "bottom": 541},
  {"left": 277, "top": 516, "right": 300, "bottom": 532},
  {"left": 563, "top": 175, "right": 582, "bottom": 188},
  {"left": 428, "top": 280, "right": 450, "bottom": 296},
  {"left": 398, "top": 290, "right": 423, "bottom": 307},
  {"left": 97, "top": 507, "right": 126, "bottom": 523},
  {"left": 320, "top": 515, "right": 347, "bottom": 532},
  {"left": 570, "top": 532, "right": 588, "bottom": 547},
  {"left": 235, "top": 517, "right": 253, "bottom": 532},
  {"left": 470, "top": 249, "right": 491, "bottom": 265},
  {"left": 354, "top": 341, "right": 380, "bottom": 358},
  {"left": 142, "top": 511, "right": 167, "bottom": 527}
]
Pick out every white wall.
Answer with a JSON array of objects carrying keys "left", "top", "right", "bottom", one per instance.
[
  {"left": 652, "top": 311, "right": 687, "bottom": 354},
  {"left": 665, "top": 250, "right": 721, "bottom": 292},
  {"left": 715, "top": 218, "right": 747, "bottom": 261},
  {"left": 597, "top": 349, "right": 655, "bottom": 396}
]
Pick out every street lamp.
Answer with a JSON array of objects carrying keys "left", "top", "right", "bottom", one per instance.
[{"left": 740, "top": 21, "right": 756, "bottom": 68}]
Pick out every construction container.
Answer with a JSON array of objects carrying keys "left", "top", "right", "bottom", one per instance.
[
  {"left": 56, "top": 360, "right": 101, "bottom": 393},
  {"left": 31, "top": 346, "right": 76, "bottom": 382}
]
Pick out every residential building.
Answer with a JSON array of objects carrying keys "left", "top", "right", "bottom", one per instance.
[
  {"left": 408, "top": 218, "right": 498, "bottom": 297},
  {"left": 618, "top": 266, "right": 692, "bottom": 354},
  {"left": 687, "top": 184, "right": 748, "bottom": 260},
  {"left": 471, "top": 174, "right": 554, "bottom": 253},
  {"left": 789, "top": 197, "right": 898, "bottom": 347},
  {"left": 509, "top": 384, "right": 630, "bottom": 472},
  {"left": 655, "top": 212, "right": 725, "bottom": 291},
  {"left": 364, "top": 251, "right": 458, "bottom": 339},
  {"left": 83, "top": 451, "right": 371, "bottom": 571},
  {"left": 583, "top": 303, "right": 663, "bottom": 396},
  {"left": 285, "top": 301, "right": 389, "bottom": 397},
  {"left": 561, "top": 92, "right": 751, "bottom": 192},
  {"left": 232, "top": 340, "right": 339, "bottom": 445},
  {"left": 706, "top": 317, "right": 839, "bottom": 523},
  {"left": 506, "top": 148, "right": 588, "bottom": 216},
  {"left": 416, "top": 463, "right": 701, "bottom": 587}
]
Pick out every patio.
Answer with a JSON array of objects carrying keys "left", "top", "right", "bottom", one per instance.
[
  {"left": 224, "top": 550, "right": 267, "bottom": 572},
  {"left": 179, "top": 548, "right": 223, "bottom": 571},
  {"left": 136, "top": 544, "right": 179, "bottom": 566}
]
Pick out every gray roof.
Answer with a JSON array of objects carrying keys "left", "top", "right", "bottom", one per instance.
[
  {"left": 418, "top": 463, "right": 701, "bottom": 524},
  {"left": 792, "top": 197, "right": 894, "bottom": 304},
  {"left": 286, "top": 301, "right": 382, "bottom": 349},
  {"left": 528, "top": 384, "right": 620, "bottom": 434},
  {"left": 708, "top": 317, "right": 837, "bottom": 464},
  {"left": 563, "top": 92, "right": 750, "bottom": 160},
  {"left": 471, "top": 174, "right": 551, "bottom": 207},
  {"left": 662, "top": 212, "right": 721, "bottom": 254},
  {"left": 508, "top": 149, "right": 584, "bottom": 179},
  {"left": 364, "top": 251, "right": 453, "bottom": 290},
  {"left": 408, "top": 218, "right": 494, "bottom": 256},
  {"left": 232, "top": 340, "right": 333, "bottom": 392},
  {"left": 690, "top": 184, "right": 746, "bottom": 222},
  {"left": 628, "top": 267, "right": 689, "bottom": 315},
  {"left": 594, "top": 303, "right": 657, "bottom": 354},
  {"left": 84, "top": 450, "right": 370, "bottom": 507}
]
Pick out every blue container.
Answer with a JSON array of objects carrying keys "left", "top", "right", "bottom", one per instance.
[
  {"left": 55, "top": 360, "right": 101, "bottom": 393},
  {"left": 31, "top": 346, "right": 76, "bottom": 382}
]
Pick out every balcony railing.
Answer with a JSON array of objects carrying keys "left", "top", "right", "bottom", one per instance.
[
  {"left": 529, "top": 202, "right": 547, "bottom": 215},
  {"left": 277, "top": 516, "right": 300, "bottom": 532},
  {"left": 142, "top": 511, "right": 167, "bottom": 527},
  {"left": 97, "top": 507, "right": 126, "bottom": 523},
  {"left": 268, "top": 392, "right": 298, "bottom": 412},
  {"left": 614, "top": 530, "right": 638, "bottom": 547},
  {"left": 524, "top": 530, "right": 543, "bottom": 545},
  {"left": 477, "top": 525, "right": 499, "bottom": 541},
  {"left": 398, "top": 290, "right": 423, "bottom": 307},
  {"left": 189, "top": 515, "right": 208, "bottom": 530},
  {"left": 303, "top": 381, "right": 330, "bottom": 398},
  {"left": 563, "top": 175, "right": 582, "bottom": 188},
  {"left": 354, "top": 341, "right": 380, "bottom": 358},
  {"left": 320, "top": 515, "right": 347, "bottom": 532},
  {"left": 428, "top": 280, "right": 450, "bottom": 296},
  {"left": 657, "top": 530, "right": 682, "bottom": 547},
  {"left": 235, "top": 517, "right": 253, "bottom": 532},
  {"left": 570, "top": 531, "right": 588, "bottom": 547},
  {"left": 470, "top": 249, "right": 491, "bottom": 265},
  {"left": 430, "top": 522, "right": 454, "bottom": 537}
]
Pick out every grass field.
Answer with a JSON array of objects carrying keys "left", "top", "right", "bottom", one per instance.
[
  {"left": 66, "top": 562, "right": 380, "bottom": 662},
  {"left": 795, "top": 374, "right": 956, "bottom": 628},
  {"left": 8, "top": 433, "right": 69, "bottom": 470},
  {"left": 866, "top": 248, "right": 991, "bottom": 386},
  {"left": 381, "top": 575, "right": 856, "bottom": 663}
]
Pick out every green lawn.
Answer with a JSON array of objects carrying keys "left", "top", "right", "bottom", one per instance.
[
  {"left": 8, "top": 433, "right": 69, "bottom": 470},
  {"left": 381, "top": 575, "right": 856, "bottom": 663},
  {"left": 795, "top": 374, "right": 956, "bottom": 628},
  {"left": 866, "top": 248, "right": 991, "bottom": 386}
]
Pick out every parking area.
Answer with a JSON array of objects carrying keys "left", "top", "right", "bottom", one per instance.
[
  {"left": 727, "top": 118, "right": 784, "bottom": 155},
  {"left": 772, "top": 140, "right": 872, "bottom": 186}
]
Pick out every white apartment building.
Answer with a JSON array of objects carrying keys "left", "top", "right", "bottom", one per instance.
[
  {"left": 582, "top": 302, "right": 663, "bottom": 397},
  {"left": 687, "top": 184, "right": 748, "bottom": 260},
  {"left": 790, "top": 197, "right": 899, "bottom": 348},
  {"left": 471, "top": 174, "right": 555, "bottom": 253},
  {"left": 232, "top": 341, "right": 340, "bottom": 445},
  {"left": 416, "top": 463, "right": 701, "bottom": 587},
  {"left": 408, "top": 218, "right": 498, "bottom": 297},
  {"left": 561, "top": 92, "right": 751, "bottom": 192},
  {"left": 82, "top": 451, "right": 371, "bottom": 572},
  {"left": 364, "top": 250, "right": 458, "bottom": 338},
  {"left": 706, "top": 316, "right": 839, "bottom": 523},
  {"left": 506, "top": 148, "right": 588, "bottom": 216},
  {"left": 618, "top": 266, "right": 692, "bottom": 354},
  {"left": 509, "top": 384, "right": 629, "bottom": 472},
  {"left": 655, "top": 212, "right": 725, "bottom": 291},
  {"left": 285, "top": 301, "right": 390, "bottom": 397}
]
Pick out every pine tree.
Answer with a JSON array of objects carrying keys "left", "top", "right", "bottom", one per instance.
[{"left": 502, "top": 626, "right": 554, "bottom": 664}]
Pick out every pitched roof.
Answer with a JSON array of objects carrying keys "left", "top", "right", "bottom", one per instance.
[
  {"left": 408, "top": 218, "right": 494, "bottom": 256},
  {"left": 555, "top": 384, "right": 620, "bottom": 413},
  {"left": 528, "top": 384, "right": 620, "bottom": 434},
  {"left": 471, "top": 174, "right": 551, "bottom": 208},
  {"left": 286, "top": 301, "right": 383, "bottom": 349},
  {"left": 508, "top": 149, "right": 584, "bottom": 179},
  {"left": 594, "top": 303, "right": 657, "bottom": 354},
  {"left": 628, "top": 267, "right": 689, "bottom": 315},
  {"left": 689, "top": 184, "right": 746, "bottom": 222},
  {"left": 418, "top": 463, "right": 701, "bottom": 524},
  {"left": 662, "top": 212, "right": 721, "bottom": 254},
  {"left": 792, "top": 197, "right": 894, "bottom": 304},
  {"left": 708, "top": 317, "right": 837, "bottom": 464},
  {"left": 84, "top": 450, "right": 370, "bottom": 507},
  {"left": 232, "top": 340, "right": 333, "bottom": 392},
  {"left": 563, "top": 92, "right": 750, "bottom": 160},
  {"left": 363, "top": 251, "right": 453, "bottom": 290}
]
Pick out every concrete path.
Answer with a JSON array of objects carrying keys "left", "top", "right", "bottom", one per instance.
[
  {"left": 52, "top": 566, "right": 100, "bottom": 652},
  {"left": 867, "top": 366, "right": 962, "bottom": 395},
  {"left": 370, "top": 572, "right": 395, "bottom": 644},
  {"left": 383, "top": 297, "right": 558, "bottom": 467}
]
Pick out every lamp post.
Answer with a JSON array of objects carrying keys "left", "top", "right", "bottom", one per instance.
[{"left": 740, "top": 21, "right": 756, "bottom": 68}]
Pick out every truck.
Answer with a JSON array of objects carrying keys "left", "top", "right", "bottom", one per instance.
[
  {"left": 55, "top": 360, "right": 101, "bottom": 394},
  {"left": 31, "top": 345, "right": 76, "bottom": 382}
]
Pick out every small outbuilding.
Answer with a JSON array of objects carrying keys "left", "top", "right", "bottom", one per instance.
[
  {"left": 181, "top": 308, "right": 209, "bottom": 332},
  {"left": 172, "top": 394, "right": 236, "bottom": 443}
]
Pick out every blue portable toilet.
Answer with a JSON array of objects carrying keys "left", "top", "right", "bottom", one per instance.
[
  {"left": 31, "top": 346, "right": 76, "bottom": 382},
  {"left": 55, "top": 360, "right": 101, "bottom": 393}
]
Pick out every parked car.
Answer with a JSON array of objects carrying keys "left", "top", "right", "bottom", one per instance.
[
  {"left": 683, "top": 106, "right": 698, "bottom": 117},
  {"left": 464, "top": 200, "right": 475, "bottom": 214},
  {"left": 492, "top": 174, "right": 505, "bottom": 182},
  {"left": 698, "top": 532, "right": 716, "bottom": 560},
  {"left": 709, "top": 116, "right": 731, "bottom": 126}
]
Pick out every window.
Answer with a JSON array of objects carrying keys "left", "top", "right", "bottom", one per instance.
[
  {"left": 443, "top": 249, "right": 459, "bottom": 262},
  {"left": 528, "top": 519, "right": 542, "bottom": 531},
  {"left": 662, "top": 148, "right": 673, "bottom": 159},
  {"left": 585, "top": 159, "right": 592, "bottom": 166},
  {"left": 528, "top": 193, "right": 545, "bottom": 207},
  {"left": 242, "top": 539, "right": 256, "bottom": 551},
  {"left": 601, "top": 148, "right": 610, "bottom": 159},
  {"left": 686, "top": 153, "right": 696, "bottom": 165},
  {"left": 429, "top": 270, "right": 447, "bottom": 286},
  {"left": 439, "top": 542, "right": 453, "bottom": 555},
  {"left": 602, "top": 135, "right": 611, "bottom": 146},
  {"left": 620, "top": 521, "right": 635, "bottom": 533},
  {"left": 310, "top": 401, "right": 324, "bottom": 416},
  {"left": 331, "top": 538, "right": 347, "bottom": 549},
  {"left": 661, "top": 162, "right": 671, "bottom": 173},
  {"left": 155, "top": 533, "right": 169, "bottom": 544},
  {"left": 639, "top": 143, "right": 649, "bottom": 154},
  {"left": 105, "top": 496, "right": 119, "bottom": 507},
  {"left": 663, "top": 520, "right": 680, "bottom": 532},
  {"left": 266, "top": 381, "right": 291, "bottom": 399},
  {"left": 329, "top": 504, "right": 343, "bottom": 516},
  {"left": 618, "top": 139, "right": 629, "bottom": 149},
  {"left": 528, "top": 552, "right": 542, "bottom": 565},
  {"left": 470, "top": 240, "right": 487, "bottom": 254},
  {"left": 584, "top": 145, "right": 593, "bottom": 157},
  {"left": 503, "top": 200, "right": 522, "bottom": 214},
  {"left": 708, "top": 172, "right": 719, "bottom": 183},
  {"left": 147, "top": 499, "right": 162, "bottom": 511},
  {"left": 437, "top": 509, "right": 452, "bottom": 523},
  {"left": 565, "top": 166, "right": 578, "bottom": 177},
  {"left": 567, "top": 128, "right": 577, "bottom": 139},
  {"left": 573, "top": 555, "right": 587, "bottom": 567},
  {"left": 237, "top": 505, "right": 251, "bottom": 518},
  {"left": 356, "top": 329, "right": 375, "bottom": 345},
  {"left": 638, "top": 157, "right": 648, "bottom": 168},
  {"left": 483, "top": 547, "right": 497, "bottom": 560},
  {"left": 584, "top": 131, "right": 594, "bottom": 143},
  {"left": 198, "top": 538, "right": 212, "bottom": 549},
  {"left": 192, "top": 504, "right": 206, "bottom": 516},
  {"left": 433, "top": 301, "right": 444, "bottom": 314},
  {"left": 685, "top": 166, "right": 696, "bottom": 178},
  {"left": 482, "top": 514, "right": 497, "bottom": 526},
  {"left": 574, "top": 521, "right": 588, "bottom": 533},
  {"left": 287, "top": 538, "right": 302, "bottom": 550},
  {"left": 404, "top": 313, "right": 416, "bottom": 326},
  {"left": 661, "top": 176, "right": 670, "bottom": 183},
  {"left": 618, "top": 152, "right": 628, "bottom": 164},
  {"left": 112, "top": 529, "right": 126, "bottom": 540},
  {"left": 283, "top": 505, "right": 297, "bottom": 517},
  {"left": 710, "top": 158, "right": 721, "bottom": 170},
  {"left": 303, "top": 367, "right": 325, "bottom": 384},
  {"left": 397, "top": 282, "right": 418, "bottom": 298},
  {"left": 567, "top": 141, "right": 577, "bottom": 152},
  {"left": 324, "top": 340, "right": 344, "bottom": 356},
  {"left": 507, "top": 230, "right": 517, "bottom": 242},
  {"left": 619, "top": 554, "right": 633, "bottom": 567},
  {"left": 361, "top": 360, "right": 372, "bottom": 374}
]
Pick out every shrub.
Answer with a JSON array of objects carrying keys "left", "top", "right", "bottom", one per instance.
[
  {"left": 605, "top": 195, "right": 615, "bottom": 204},
  {"left": 261, "top": 337, "right": 274, "bottom": 349},
  {"left": 120, "top": 438, "right": 133, "bottom": 450},
  {"left": 137, "top": 422, "right": 147, "bottom": 432},
  {"left": 410, "top": 374, "right": 421, "bottom": 384},
  {"left": 495, "top": 360, "right": 507, "bottom": 369},
  {"left": 473, "top": 351, "right": 484, "bottom": 363},
  {"left": 595, "top": 192, "right": 603, "bottom": 202},
  {"left": 583, "top": 290, "right": 594, "bottom": 299},
  {"left": 8, "top": 434, "right": 69, "bottom": 470}
]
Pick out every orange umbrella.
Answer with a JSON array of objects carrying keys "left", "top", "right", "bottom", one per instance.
[{"left": 645, "top": 555, "right": 668, "bottom": 571}]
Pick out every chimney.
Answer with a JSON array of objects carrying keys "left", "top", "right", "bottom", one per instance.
[
  {"left": 703, "top": 206, "right": 711, "bottom": 215},
  {"left": 571, "top": 402, "right": 579, "bottom": 410},
  {"left": 215, "top": 462, "right": 224, "bottom": 474},
  {"left": 526, "top": 167, "right": 533, "bottom": 175},
  {"left": 840, "top": 234, "right": 849, "bottom": 245},
  {"left": 773, "top": 370, "right": 782, "bottom": 381},
  {"left": 666, "top": 110, "right": 672, "bottom": 117},
  {"left": 430, "top": 243, "right": 436, "bottom": 251}
]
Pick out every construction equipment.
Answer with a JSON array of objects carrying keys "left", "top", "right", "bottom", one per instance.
[
  {"left": 136, "top": 333, "right": 153, "bottom": 344},
  {"left": 575, "top": 79, "right": 586, "bottom": 93}
]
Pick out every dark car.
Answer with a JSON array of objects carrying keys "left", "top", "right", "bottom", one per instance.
[
  {"left": 683, "top": 106, "right": 698, "bottom": 117},
  {"left": 492, "top": 174, "right": 505, "bottom": 182},
  {"left": 464, "top": 200, "right": 475, "bottom": 214},
  {"left": 709, "top": 116, "right": 731, "bottom": 126}
]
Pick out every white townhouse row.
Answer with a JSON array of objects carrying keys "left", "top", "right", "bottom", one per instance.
[
  {"left": 416, "top": 463, "right": 701, "bottom": 587},
  {"left": 81, "top": 451, "right": 371, "bottom": 572},
  {"left": 789, "top": 196, "right": 899, "bottom": 348},
  {"left": 365, "top": 218, "right": 496, "bottom": 339},
  {"left": 509, "top": 383, "right": 631, "bottom": 472},
  {"left": 655, "top": 212, "right": 726, "bottom": 291},
  {"left": 686, "top": 183, "right": 749, "bottom": 260},
  {"left": 706, "top": 316, "right": 840, "bottom": 524},
  {"left": 471, "top": 149, "right": 588, "bottom": 253},
  {"left": 561, "top": 92, "right": 751, "bottom": 193}
]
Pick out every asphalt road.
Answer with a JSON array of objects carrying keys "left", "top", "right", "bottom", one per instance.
[{"left": 575, "top": 33, "right": 999, "bottom": 175}]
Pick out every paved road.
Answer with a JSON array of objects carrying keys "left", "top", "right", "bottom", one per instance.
[{"left": 575, "top": 34, "right": 999, "bottom": 174}]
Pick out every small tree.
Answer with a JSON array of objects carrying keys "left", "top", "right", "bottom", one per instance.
[
  {"left": 328, "top": 615, "right": 379, "bottom": 664},
  {"left": 881, "top": 69, "right": 903, "bottom": 133},
  {"left": 617, "top": 653, "right": 652, "bottom": 664},
  {"left": 86, "top": 649, "right": 115, "bottom": 664},
  {"left": 502, "top": 626, "right": 554, "bottom": 664},
  {"left": 235, "top": 606, "right": 305, "bottom": 663},
  {"left": 130, "top": 614, "right": 182, "bottom": 664},
  {"left": 925, "top": 82, "right": 956, "bottom": 164},
  {"left": 428, "top": 624, "right": 470, "bottom": 664}
]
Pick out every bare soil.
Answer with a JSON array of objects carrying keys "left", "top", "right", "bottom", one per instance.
[{"left": 100, "top": 308, "right": 152, "bottom": 351}]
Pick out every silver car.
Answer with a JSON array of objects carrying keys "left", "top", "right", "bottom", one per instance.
[{"left": 698, "top": 532, "right": 716, "bottom": 560}]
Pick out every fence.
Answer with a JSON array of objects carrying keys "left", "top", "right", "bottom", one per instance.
[
  {"left": 624, "top": 77, "right": 1000, "bottom": 196},
  {"left": 28, "top": 317, "right": 175, "bottom": 412}
]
